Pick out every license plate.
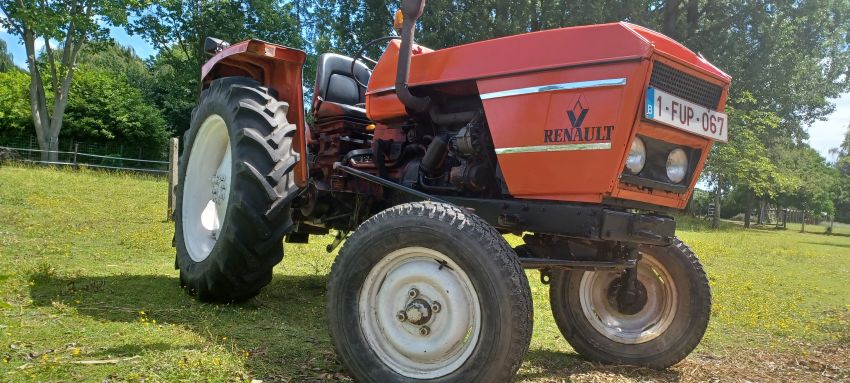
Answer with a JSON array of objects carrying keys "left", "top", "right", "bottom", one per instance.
[{"left": 645, "top": 87, "right": 728, "bottom": 142}]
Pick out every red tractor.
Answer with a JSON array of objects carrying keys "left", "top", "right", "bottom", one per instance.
[{"left": 174, "top": 0, "right": 730, "bottom": 381}]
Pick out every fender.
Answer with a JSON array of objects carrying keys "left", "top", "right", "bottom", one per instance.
[{"left": 201, "top": 39, "right": 309, "bottom": 187}]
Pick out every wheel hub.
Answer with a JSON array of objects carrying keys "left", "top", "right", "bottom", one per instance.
[
  {"left": 210, "top": 174, "right": 228, "bottom": 204},
  {"left": 578, "top": 253, "right": 677, "bottom": 344},
  {"left": 606, "top": 275, "right": 648, "bottom": 315},
  {"left": 404, "top": 298, "right": 433, "bottom": 325}
]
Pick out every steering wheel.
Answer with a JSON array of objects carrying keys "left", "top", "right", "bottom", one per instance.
[{"left": 351, "top": 36, "right": 401, "bottom": 89}]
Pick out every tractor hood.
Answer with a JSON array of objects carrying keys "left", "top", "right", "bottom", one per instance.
[{"left": 367, "top": 22, "right": 730, "bottom": 98}]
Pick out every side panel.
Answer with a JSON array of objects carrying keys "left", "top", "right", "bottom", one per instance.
[
  {"left": 366, "top": 23, "right": 652, "bottom": 123},
  {"left": 201, "top": 40, "right": 309, "bottom": 187},
  {"left": 477, "top": 60, "right": 650, "bottom": 202}
]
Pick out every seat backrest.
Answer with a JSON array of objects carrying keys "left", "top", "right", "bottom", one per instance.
[{"left": 314, "top": 53, "right": 371, "bottom": 106}]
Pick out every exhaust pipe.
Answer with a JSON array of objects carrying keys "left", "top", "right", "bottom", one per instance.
[{"left": 396, "top": 0, "right": 431, "bottom": 114}]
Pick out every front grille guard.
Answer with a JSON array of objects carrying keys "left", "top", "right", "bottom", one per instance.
[{"left": 649, "top": 62, "right": 723, "bottom": 110}]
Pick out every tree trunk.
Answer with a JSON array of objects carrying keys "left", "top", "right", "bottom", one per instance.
[
  {"left": 800, "top": 211, "right": 806, "bottom": 233},
  {"left": 662, "top": 0, "right": 681, "bottom": 40},
  {"left": 743, "top": 193, "right": 752, "bottom": 229},
  {"left": 757, "top": 199, "right": 765, "bottom": 225},
  {"left": 22, "top": 31, "right": 51, "bottom": 161},
  {"left": 685, "top": 0, "right": 700, "bottom": 38},
  {"left": 712, "top": 184, "right": 721, "bottom": 228}
]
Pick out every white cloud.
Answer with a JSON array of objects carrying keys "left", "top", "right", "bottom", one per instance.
[
  {"left": 808, "top": 92, "right": 850, "bottom": 162},
  {"left": 33, "top": 37, "right": 44, "bottom": 51}
]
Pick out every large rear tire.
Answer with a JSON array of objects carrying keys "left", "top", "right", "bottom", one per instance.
[
  {"left": 174, "top": 77, "right": 299, "bottom": 302},
  {"left": 327, "top": 202, "right": 533, "bottom": 382},
  {"left": 549, "top": 238, "right": 711, "bottom": 368}
]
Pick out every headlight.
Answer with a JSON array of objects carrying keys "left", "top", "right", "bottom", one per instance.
[
  {"left": 666, "top": 148, "right": 688, "bottom": 183},
  {"left": 625, "top": 137, "right": 646, "bottom": 174}
]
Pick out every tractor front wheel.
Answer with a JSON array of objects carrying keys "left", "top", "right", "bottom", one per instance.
[
  {"left": 549, "top": 239, "right": 711, "bottom": 368},
  {"left": 174, "top": 77, "right": 299, "bottom": 302},
  {"left": 326, "top": 202, "right": 533, "bottom": 382}
]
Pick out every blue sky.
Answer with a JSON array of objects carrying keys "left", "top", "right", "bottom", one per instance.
[{"left": 1, "top": 25, "right": 848, "bottom": 159}]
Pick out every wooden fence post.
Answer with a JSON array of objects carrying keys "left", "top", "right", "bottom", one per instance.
[
  {"left": 167, "top": 138, "right": 179, "bottom": 221},
  {"left": 73, "top": 143, "right": 79, "bottom": 167}
]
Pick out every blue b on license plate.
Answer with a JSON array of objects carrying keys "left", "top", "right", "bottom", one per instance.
[{"left": 645, "top": 87, "right": 728, "bottom": 142}]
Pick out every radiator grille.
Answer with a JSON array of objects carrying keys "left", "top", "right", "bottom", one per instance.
[{"left": 649, "top": 63, "right": 723, "bottom": 110}]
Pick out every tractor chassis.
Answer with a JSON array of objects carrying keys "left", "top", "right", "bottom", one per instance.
[{"left": 334, "top": 162, "right": 675, "bottom": 273}]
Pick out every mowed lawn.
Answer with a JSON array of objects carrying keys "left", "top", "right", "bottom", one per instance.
[{"left": 0, "top": 165, "right": 848, "bottom": 382}]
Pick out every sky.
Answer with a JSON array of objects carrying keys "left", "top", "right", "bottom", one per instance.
[{"left": 1, "top": 25, "right": 848, "bottom": 160}]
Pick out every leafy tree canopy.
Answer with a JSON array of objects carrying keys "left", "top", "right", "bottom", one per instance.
[
  {"left": 62, "top": 67, "right": 169, "bottom": 158},
  {"left": 0, "top": 39, "right": 15, "bottom": 72},
  {"left": 0, "top": 70, "right": 32, "bottom": 135}
]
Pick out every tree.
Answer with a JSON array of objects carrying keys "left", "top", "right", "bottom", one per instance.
[
  {"left": 62, "top": 67, "right": 169, "bottom": 158},
  {"left": 0, "top": 39, "right": 15, "bottom": 72},
  {"left": 775, "top": 146, "right": 837, "bottom": 232},
  {"left": 832, "top": 123, "right": 850, "bottom": 223},
  {"left": 0, "top": 0, "right": 138, "bottom": 161},
  {"left": 0, "top": 70, "right": 32, "bottom": 137},
  {"left": 77, "top": 41, "right": 153, "bottom": 93},
  {"left": 703, "top": 93, "right": 783, "bottom": 228}
]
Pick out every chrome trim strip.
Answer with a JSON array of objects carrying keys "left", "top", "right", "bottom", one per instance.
[
  {"left": 495, "top": 142, "right": 612, "bottom": 154},
  {"left": 480, "top": 78, "right": 627, "bottom": 100}
]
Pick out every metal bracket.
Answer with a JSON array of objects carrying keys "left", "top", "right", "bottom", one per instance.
[
  {"left": 333, "top": 162, "right": 452, "bottom": 205},
  {"left": 326, "top": 230, "right": 349, "bottom": 253}
]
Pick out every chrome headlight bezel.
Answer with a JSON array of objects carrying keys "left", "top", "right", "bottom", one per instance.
[
  {"left": 666, "top": 148, "right": 689, "bottom": 184},
  {"left": 625, "top": 137, "right": 647, "bottom": 175}
]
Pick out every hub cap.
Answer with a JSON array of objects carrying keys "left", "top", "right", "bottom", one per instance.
[
  {"left": 181, "top": 115, "right": 232, "bottom": 262},
  {"left": 359, "top": 247, "right": 481, "bottom": 379},
  {"left": 579, "top": 253, "right": 677, "bottom": 344}
]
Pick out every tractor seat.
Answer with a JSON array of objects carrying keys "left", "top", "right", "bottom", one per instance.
[{"left": 313, "top": 53, "right": 371, "bottom": 121}]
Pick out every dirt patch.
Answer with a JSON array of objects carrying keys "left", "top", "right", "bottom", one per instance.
[{"left": 518, "top": 344, "right": 849, "bottom": 383}]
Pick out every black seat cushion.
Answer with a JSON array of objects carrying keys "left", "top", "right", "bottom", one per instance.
[{"left": 314, "top": 53, "right": 371, "bottom": 106}]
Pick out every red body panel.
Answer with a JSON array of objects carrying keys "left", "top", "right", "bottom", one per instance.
[
  {"left": 201, "top": 40, "right": 309, "bottom": 187},
  {"left": 367, "top": 22, "right": 731, "bottom": 209}
]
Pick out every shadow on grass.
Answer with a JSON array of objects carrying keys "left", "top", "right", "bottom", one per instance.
[
  {"left": 27, "top": 270, "right": 686, "bottom": 381},
  {"left": 802, "top": 241, "right": 850, "bottom": 249},
  {"left": 809, "top": 231, "right": 850, "bottom": 238},
  {"left": 28, "top": 271, "right": 340, "bottom": 380}
]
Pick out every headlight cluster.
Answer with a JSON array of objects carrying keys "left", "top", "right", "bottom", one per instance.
[{"left": 625, "top": 136, "right": 691, "bottom": 185}]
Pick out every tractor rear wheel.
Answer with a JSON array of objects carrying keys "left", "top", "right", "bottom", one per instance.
[
  {"left": 174, "top": 77, "right": 299, "bottom": 302},
  {"left": 326, "top": 202, "right": 533, "bottom": 382},
  {"left": 549, "top": 238, "right": 711, "bottom": 368}
]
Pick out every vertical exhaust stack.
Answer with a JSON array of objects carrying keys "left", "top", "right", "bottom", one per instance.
[{"left": 396, "top": 0, "right": 431, "bottom": 114}]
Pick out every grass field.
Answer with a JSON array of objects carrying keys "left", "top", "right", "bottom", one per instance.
[{"left": 1, "top": 164, "right": 848, "bottom": 382}]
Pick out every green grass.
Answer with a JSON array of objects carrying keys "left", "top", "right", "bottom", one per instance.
[{"left": 1, "top": 164, "right": 848, "bottom": 382}]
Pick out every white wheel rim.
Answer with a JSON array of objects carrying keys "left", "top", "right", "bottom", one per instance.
[
  {"left": 181, "top": 114, "right": 232, "bottom": 263},
  {"left": 578, "top": 253, "right": 677, "bottom": 344},
  {"left": 358, "top": 247, "right": 481, "bottom": 379}
]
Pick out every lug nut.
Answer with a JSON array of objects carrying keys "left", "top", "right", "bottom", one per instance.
[
  {"left": 430, "top": 301, "right": 441, "bottom": 313},
  {"left": 396, "top": 311, "right": 407, "bottom": 322},
  {"left": 408, "top": 287, "right": 419, "bottom": 298},
  {"left": 419, "top": 326, "right": 430, "bottom": 336}
]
